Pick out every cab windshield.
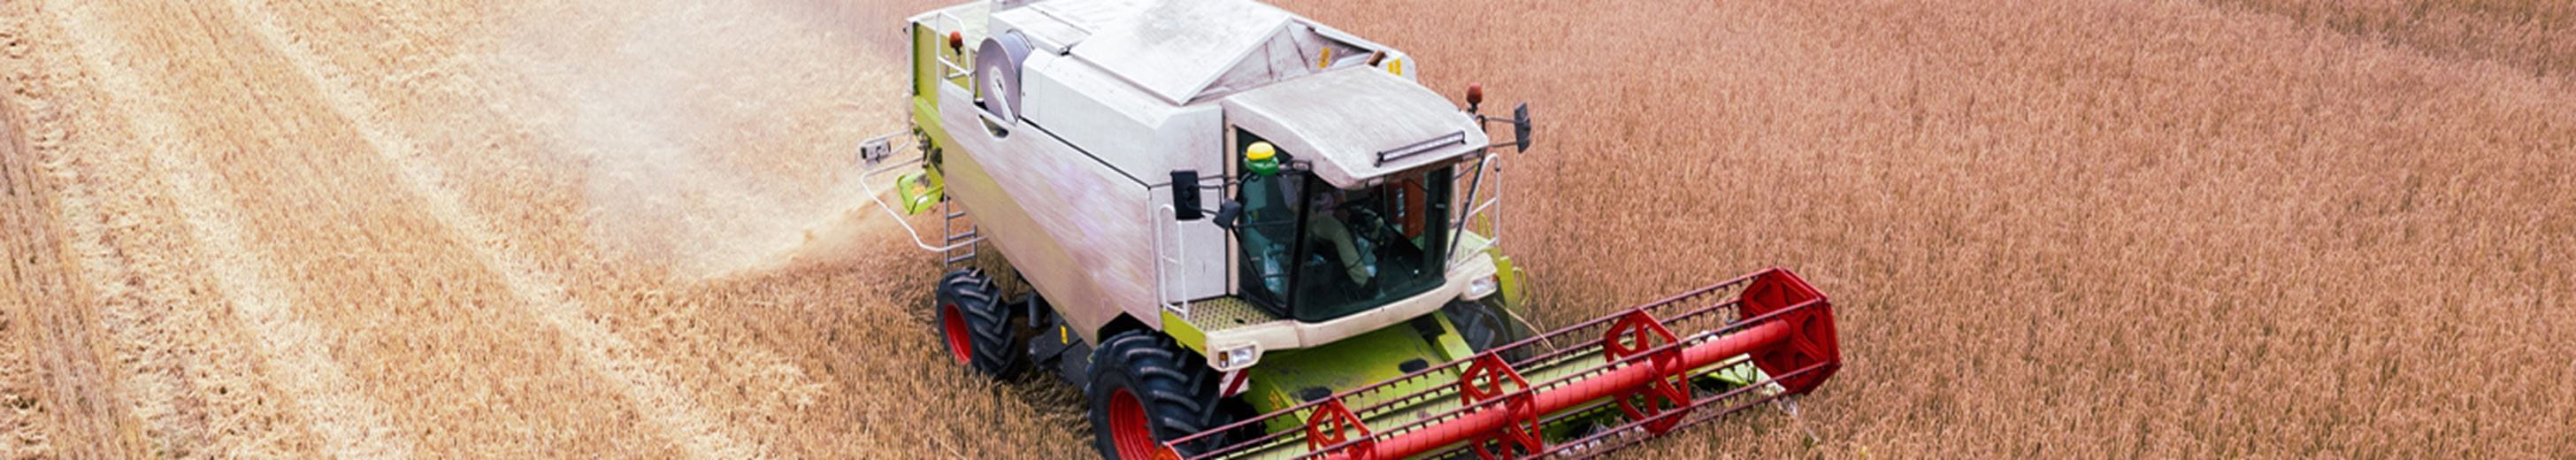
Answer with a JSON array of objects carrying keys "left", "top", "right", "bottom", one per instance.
[{"left": 1237, "top": 166, "right": 1453, "bottom": 322}]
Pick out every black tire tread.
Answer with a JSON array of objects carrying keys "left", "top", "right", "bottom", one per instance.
[
  {"left": 1088, "top": 331, "right": 1232, "bottom": 458},
  {"left": 937, "top": 267, "right": 1024, "bottom": 379}
]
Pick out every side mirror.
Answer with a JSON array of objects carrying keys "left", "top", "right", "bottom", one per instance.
[
  {"left": 1212, "top": 201, "right": 1243, "bottom": 230},
  {"left": 1170, "top": 170, "right": 1205, "bottom": 221},
  {"left": 1512, "top": 104, "right": 1533, "bottom": 153}
]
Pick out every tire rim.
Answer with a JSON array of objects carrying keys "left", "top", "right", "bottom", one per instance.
[
  {"left": 1107, "top": 388, "right": 1155, "bottom": 459},
  {"left": 940, "top": 303, "right": 972, "bottom": 364}
]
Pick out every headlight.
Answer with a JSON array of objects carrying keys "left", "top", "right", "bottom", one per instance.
[
  {"left": 1214, "top": 344, "right": 1261, "bottom": 371},
  {"left": 1462, "top": 275, "right": 1499, "bottom": 301}
]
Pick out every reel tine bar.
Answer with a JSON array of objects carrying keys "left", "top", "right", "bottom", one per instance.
[
  {"left": 1601, "top": 310, "right": 1694, "bottom": 435},
  {"left": 1170, "top": 268, "right": 1841, "bottom": 460},
  {"left": 1458, "top": 354, "right": 1541, "bottom": 459}
]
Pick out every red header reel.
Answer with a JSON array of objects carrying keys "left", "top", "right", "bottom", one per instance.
[{"left": 1165, "top": 267, "right": 1843, "bottom": 459}]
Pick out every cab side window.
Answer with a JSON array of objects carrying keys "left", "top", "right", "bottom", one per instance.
[{"left": 1233, "top": 134, "right": 1299, "bottom": 309}]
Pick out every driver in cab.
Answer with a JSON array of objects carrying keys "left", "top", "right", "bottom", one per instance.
[{"left": 1251, "top": 142, "right": 1374, "bottom": 287}]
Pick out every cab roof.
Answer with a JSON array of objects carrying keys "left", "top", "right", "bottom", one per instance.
[{"left": 1223, "top": 66, "right": 1487, "bottom": 188}]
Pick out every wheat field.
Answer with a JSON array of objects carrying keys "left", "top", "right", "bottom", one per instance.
[{"left": 2, "top": 0, "right": 2569, "bottom": 458}]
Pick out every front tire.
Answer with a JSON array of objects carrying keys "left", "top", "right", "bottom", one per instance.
[
  {"left": 1087, "top": 331, "right": 1229, "bottom": 459},
  {"left": 1445, "top": 300, "right": 1530, "bottom": 361},
  {"left": 935, "top": 267, "right": 1023, "bottom": 379}
]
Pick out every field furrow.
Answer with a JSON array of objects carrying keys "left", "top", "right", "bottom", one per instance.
[
  {"left": 45, "top": 0, "right": 431, "bottom": 456},
  {"left": 216, "top": 1, "right": 769, "bottom": 456},
  {"left": 13, "top": 1, "right": 327, "bottom": 456},
  {"left": 38, "top": 1, "right": 692, "bottom": 456},
  {"left": 0, "top": 37, "right": 103, "bottom": 459}
]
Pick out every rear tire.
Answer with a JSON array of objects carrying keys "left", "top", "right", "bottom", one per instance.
[
  {"left": 1087, "top": 331, "right": 1230, "bottom": 459},
  {"left": 935, "top": 267, "right": 1023, "bottom": 379}
]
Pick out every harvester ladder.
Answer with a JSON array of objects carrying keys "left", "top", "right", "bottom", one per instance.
[{"left": 940, "top": 198, "right": 978, "bottom": 268}]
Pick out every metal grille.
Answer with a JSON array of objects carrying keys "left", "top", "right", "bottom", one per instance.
[{"left": 1189, "top": 296, "right": 1283, "bottom": 331}]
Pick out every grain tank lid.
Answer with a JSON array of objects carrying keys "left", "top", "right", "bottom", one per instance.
[
  {"left": 1223, "top": 67, "right": 1488, "bottom": 189},
  {"left": 1073, "top": 0, "right": 1295, "bottom": 104},
  {"left": 986, "top": 0, "right": 1151, "bottom": 52}
]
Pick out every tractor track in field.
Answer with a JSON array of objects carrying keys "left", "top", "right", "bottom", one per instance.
[
  {"left": 0, "top": 0, "right": 995, "bottom": 453},
  {"left": 45, "top": 0, "right": 414, "bottom": 456},
  {"left": 218, "top": 0, "right": 762, "bottom": 456},
  {"left": 15, "top": 0, "right": 739, "bottom": 456},
  {"left": 4, "top": 42, "right": 150, "bottom": 460},
  {"left": 0, "top": 30, "right": 134, "bottom": 457},
  {"left": 4, "top": 5, "right": 301, "bottom": 458}
]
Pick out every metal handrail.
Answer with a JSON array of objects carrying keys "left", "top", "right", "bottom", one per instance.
[
  {"left": 939, "top": 54, "right": 972, "bottom": 81},
  {"left": 1151, "top": 203, "right": 1191, "bottom": 316},
  {"left": 1449, "top": 152, "right": 1504, "bottom": 266},
  {"left": 860, "top": 139, "right": 982, "bottom": 253},
  {"left": 932, "top": 12, "right": 974, "bottom": 80}
]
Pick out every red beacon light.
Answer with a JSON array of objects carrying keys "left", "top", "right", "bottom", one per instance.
[{"left": 1466, "top": 84, "right": 1484, "bottom": 111}]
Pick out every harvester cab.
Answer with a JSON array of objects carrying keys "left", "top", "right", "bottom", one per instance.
[{"left": 855, "top": 1, "right": 1840, "bottom": 458}]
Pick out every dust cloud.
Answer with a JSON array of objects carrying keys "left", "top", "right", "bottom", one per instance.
[{"left": 494, "top": 0, "right": 915, "bottom": 280}]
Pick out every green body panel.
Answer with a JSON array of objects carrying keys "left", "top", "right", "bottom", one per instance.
[
  {"left": 895, "top": 168, "right": 946, "bottom": 215},
  {"left": 1492, "top": 254, "right": 1526, "bottom": 307},
  {"left": 1453, "top": 230, "right": 1527, "bottom": 311},
  {"left": 1161, "top": 310, "right": 1208, "bottom": 353},
  {"left": 911, "top": 24, "right": 937, "bottom": 102},
  {"left": 909, "top": 23, "right": 953, "bottom": 172},
  {"left": 1239, "top": 312, "right": 1476, "bottom": 432},
  {"left": 909, "top": 23, "right": 974, "bottom": 103},
  {"left": 911, "top": 97, "right": 950, "bottom": 166},
  {"left": 908, "top": 22, "right": 969, "bottom": 172},
  {"left": 1425, "top": 313, "right": 1477, "bottom": 362}
]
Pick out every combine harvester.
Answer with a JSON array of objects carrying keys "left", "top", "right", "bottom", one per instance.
[{"left": 855, "top": 0, "right": 1842, "bottom": 457}]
